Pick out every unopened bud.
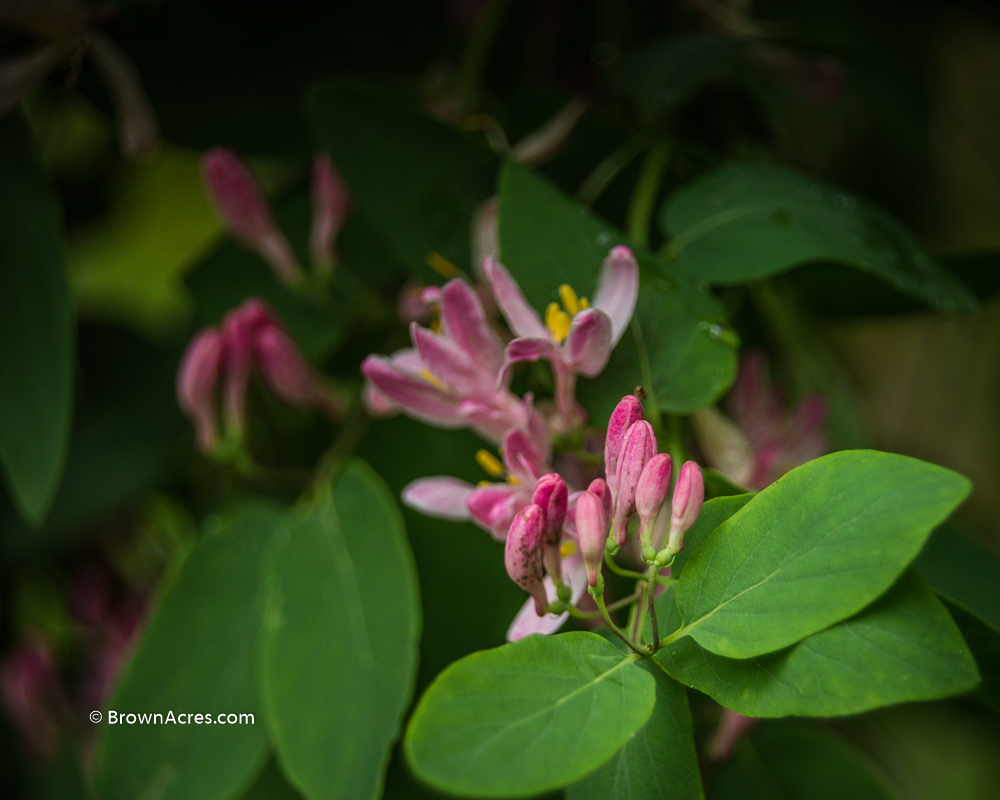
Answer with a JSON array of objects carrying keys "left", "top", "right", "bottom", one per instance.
[
  {"left": 635, "top": 453, "right": 672, "bottom": 547},
  {"left": 254, "top": 324, "right": 343, "bottom": 418},
  {"left": 575, "top": 491, "right": 608, "bottom": 587},
  {"left": 612, "top": 420, "right": 656, "bottom": 546},
  {"left": 504, "top": 505, "right": 548, "bottom": 615},
  {"left": 310, "top": 153, "right": 351, "bottom": 274},
  {"left": 176, "top": 327, "right": 225, "bottom": 452},
  {"left": 667, "top": 461, "right": 704, "bottom": 556},
  {"left": 532, "top": 473, "right": 568, "bottom": 547},
  {"left": 587, "top": 478, "right": 613, "bottom": 527},
  {"left": 201, "top": 148, "right": 301, "bottom": 285},
  {"left": 604, "top": 395, "right": 644, "bottom": 495}
]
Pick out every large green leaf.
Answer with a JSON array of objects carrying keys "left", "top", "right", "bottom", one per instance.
[
  {"left": 660, "top": 162, "right": 977, "bottom": 313},
  {"left": 566, "top": 660, "right": 704, "bottom": 800},
  {"left": 937, "top": 597, "right": 1000, "bottom": 715},
  {"left": 711, "top": 720, "right": 898, "bottom": 800},
  {"left": 496, "top": 162, "right": 736, "bottom": 420},
  {"left": 306, "top": 81, "right": 497, "bottom": 278},
  {"left": 403, "top": 632, "right": 656, "bottom": 798},
  {"left": 673, "top": 450, "right": 970, "bottom": 658},
  {"left": 260, "top": 458, "right": 421, "bottom": 800},
  {"left": 0, "top": 114, "right": 73, "bottom": 525},
  {"left": 654, "top": 573, "right": 979, "bottom": 717},
  {"left": 99, "top": 503, "right": 282, "bottom": 800},
  {"left": 669, "top": 494, "right": 753, "bottom": 579}
]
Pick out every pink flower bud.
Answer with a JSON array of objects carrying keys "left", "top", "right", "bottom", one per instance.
[
  {"left": 201, "top": 148, "right": 301, "bottom": 285},
  {"left": 531, "top": 473, "right": 568, "bottom": 547},
  {"left": 176, "top": 327, "right": 225, "bottom": 452},
  {"left": 635, "top": 453, "right": 672, "bottom": 547},
  {"left": 254, "top": 323, "right": 343, "bottom": 418},
  {"left": 220, "top": 301, "right": 268, "bottom": 439},
  {"left": 575, "top": 490, "right": 608, "bottom": 587},
  {"left": 667, "top": 461, "right": 704, "bottom": 555},
  {"left": 612, "top": 420, "right": 656, "bottom": 546},
  {"left": 587, "top": 478, "right": 613, "bottom": 526},
  {"left": 604, "top": 395, "right": 644, "bottom": 495},
  {"left": 504, "top": 504, "right": 548, "bottom": 615},
  {"left": 310, "top": 153, "right": 351, "bottom": 274}
]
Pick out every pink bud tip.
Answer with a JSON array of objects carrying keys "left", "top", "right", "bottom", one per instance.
[
  {"left": 254, "top": 323, "right": 343, "bottom": 418},
  {"left": 668, "top": 461, "right": 705, "bottom": 555},
  {"left": 635, "top": 453, "right": 672, "bottom": 547},
  {"left": 612, "top": 420, "right": 657, "bottom": 546},
  {"left": 604, "top": 395, "right": 644, "bottom": 495},
  {"left": 587, "top": 478, "right": 613, "bottom": 526},
  {"left": 177, "top": 327, "right": 226, "bottom": 452},
  {"left": 575, "top": 491, "right": 608, "bottom": 587},
  {"left": 504, "top": 505, "right": 548, "bottom": 615},
  {"left": 531, "top": 473, "right": 568, "bottom": 547}
]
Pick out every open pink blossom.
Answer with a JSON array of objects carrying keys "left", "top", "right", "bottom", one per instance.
[
  {"left": 362, "top": 278, "right": 543, "bottom": 445},
  {"left": 483, "top": 245, "right": 639, "bottom": 430}
]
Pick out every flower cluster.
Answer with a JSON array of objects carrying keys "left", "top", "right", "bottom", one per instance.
[{"left": 177, "top": 298, "right": 343, "bottom": 453}]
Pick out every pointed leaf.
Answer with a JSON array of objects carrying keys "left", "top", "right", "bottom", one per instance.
[
  {"left": 260, "top": 458, "right": 421, "bottom": 800},
  {"left": 0, "top": 114, "right": 73, "bottom": 524},
  {"left": 654, "top": 573, "right": 979, "bottom": 717},
  {"left": 99, "top": 503, "right": 281, "bottom": 800},
  {"left": 675, "top": 451, "right": 970, "bottom": 658},
  {"left": 403, "top": 632, "right": 656, "bottom": 798}
]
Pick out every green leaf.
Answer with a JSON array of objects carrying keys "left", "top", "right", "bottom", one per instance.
[
  {"left": 260, "top": 458, "right": 421, "bottom": 800},
  {"left": 306, "top": 80, "right": 497, "bottom": 277},
  {"left": 403, "top": 632, "right": 656, "bottom": 798},
  {"left": 654, "top": 572, "right": 979, "bottom": 717},
  {"left": 711, "top": 720, "right": 898, "bottom": 800},
  {"left": 674, "top": 450, "right": 970, "bottom": 658},
  {"left": 669, "top": 494, "right": 753, "bottom": 579},
  {"left": 99, "top": 503, "right": 282, "bottom": 800},
  {"left": 566, "top": 660, "right": 704, "bottom": 800},
  {"left": 496, "top": 162, "right": 737, "bottom": 419},
  {"left": 660, "top": 162, "right": 977, "bottom": 313},
  {"left": 0, "top": 114, "right": 73, "bottom": 525},
  {"left": 937, "top": 596, "right": 1000, "bottom": 715}
]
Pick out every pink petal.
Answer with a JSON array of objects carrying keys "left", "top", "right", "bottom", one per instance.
[
  {"left": 503, "top": 427, "right": 548, "bottom": 484},
  {"left": 467, "top": 483, "right": 529, "bottom": 540},
  {"left": 440, "top": 279, "right": 505, "bottom": 377},
  {"left": 360, "top": 355, "right": 464, "bottom": 429},
  {"left": 254, "top": 324, "right": 341, "bottom": 417},
  {"left": 497, "top": 336, "right": 563, "bottom": 388},
  {"left": 506, "top": 551, "right": 587, "bottom": 641},
  {"left": 176, "top": 327, "right": 225, "bottom": 452},
  {"left": 410, "top": 323, "right": 489, "bottom": 398},
  {"left": 592, "top": 246, "right": 639, "bottom": 346},
  {"left": 482, "top": 257, "right": 548, "bottom": 340},
  {"left": 402, "top": 477, "right": 474, "bottom": 520},
  {"left": 564, "top": 308, "right": 613, "bottom": 377}
]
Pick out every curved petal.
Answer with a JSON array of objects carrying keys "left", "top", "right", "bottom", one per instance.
[
  {"left": 361, "top": 354, "right": 463, "bottom": 429},
  {"left": 467, "top": 483, "right": 529, "bottom": 540},
  {"left": 483, "top": 257, "right": 548, "bottom": 340},
  {"left": 497, "top": 336, "right": 563, "bottom": 388},
  {"left": 410, "top": 323, "right": 489, "bottom": 398},
  {"left": 440, "top": 279, "right": 505, "bottom": 376},
  {"left": 592, "top": 245, "right": 639, "bottom": 346},
  {"left": 503, "top": 428, "right": 548, "bottom": 484},
  {"left": 564, "top": 308, "right": 613, "bottom": 377},
  {"left": 402, "top": 476, "right": 475, "bottom": 520}
]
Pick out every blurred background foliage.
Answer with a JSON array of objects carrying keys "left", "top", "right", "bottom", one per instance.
[{"left": 3, "top": 0, "right": 1000, "bottom": 798}]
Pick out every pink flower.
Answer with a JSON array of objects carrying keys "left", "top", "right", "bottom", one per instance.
[
  {"left": 483, "top": 245, "right": 639, "bottom": 430},
  {"left": 177, "top": 298, "right": 342, "bottom": 452},
  {"left": 362, "top": 278, "right": 543, "bottom": 445}
]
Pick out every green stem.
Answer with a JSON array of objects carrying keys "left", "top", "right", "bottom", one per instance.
[
  {"left": 594, "top": 591, "right": 648, "bottom": 657},
  {"left": 604, "top": 551, "right": 648, "bottom": 581},
  {"left": 626, "top": 140, "right": 671, "bottom": 248},
  {"left": 457, "top": 0, "right": 512, "bottom": 110},
  {"left": 576, "top": 133, "right": 652, "bottom": 207},
  {"left": 646, "top": 568, "right": 660, "bottom": 653},
  {"left": 564, "top": 591, "right": 641, "bottom": 620}
]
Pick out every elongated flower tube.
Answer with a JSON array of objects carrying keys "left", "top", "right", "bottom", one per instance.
[
  {"left": 612, "top": 420, "right": 656, "bottom": 546},
  {"left": 310, "top": 154, "right": 351, "bottom": 274},
  {"left": 576, "top": 490, "right": 608, "bottom": 587},
  {"left": 483, "top": 246, "right": 639, "bottom": 430},
  {"left": 176, "top": 327, "right": 225, "bottom": 453},
  {"left": 604, "top": 395, "right": 644, "bottom": 496},
  {"left": 635, "top": 453, "right": 672, "bottom": 547},
  {"left": 504, "top": 505, "right": 548, "bottom": 615},
  {"left": 665, "top": 461, "right": 704, "bottom": 556},
  {"left": 532, "top": 473, "right": 568, "bottom": 583},
  {"left": 201, "top": 148, "right": 302, "bottom": 286}
]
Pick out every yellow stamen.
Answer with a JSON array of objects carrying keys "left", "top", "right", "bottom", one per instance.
[
  {"left": 425, "top": 252, "right": 461, "bottom": 278},
  {"left": 558, "top": 284, "right": 580, "bottom": 316},
  {"left": 560, "top": 541, "right": 577, "bottom": 557},
  {"left": 545, "top": 302, "right": 572, "bottom": 344},
  {"left": 506, "top": 474, "right": 522, "bottom": 485},
  {"left": 579, "top": 296, "right": 589, "bottom": 309},
  {"left": 420, "top": 369, "right": 448, "bottom": 391},
  {"left": 477, "top": 480, "right": 492, "bottom": 487},
  {"left": 475, "top": 449, "right": 506, "bottom": 478}
]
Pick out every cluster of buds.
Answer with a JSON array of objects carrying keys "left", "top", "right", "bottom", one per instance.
[
  {"left": 201, "top": 149, "right": 351, "bottom": 286},
  {"left": 176, "top": 298, "right": 343, "bottom": 454},
  {"left": 577, "top": 395, "right": 704, "bottom": 590}
]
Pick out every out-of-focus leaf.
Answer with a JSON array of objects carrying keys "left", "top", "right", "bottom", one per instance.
[
  {"left": 260, "top": 459, "right": 420, "bottom": 800},
  {"left": 0, "top": 114, "right": 73, "bottom": 526},
  {"left": 307, "top": 80, "right": 497, "bottom": 279},
  {"left": 660, "top": 162, "right": 977, "bottom": 313},
  {"left": 99, "top": 503, "right": 282, "bottom": 800},
  {"left": 237, "top": 757, "right": 304, "bottom": 800},
  {"left": 937, "top": 597, "right": 1000, "bottom": 714}
]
